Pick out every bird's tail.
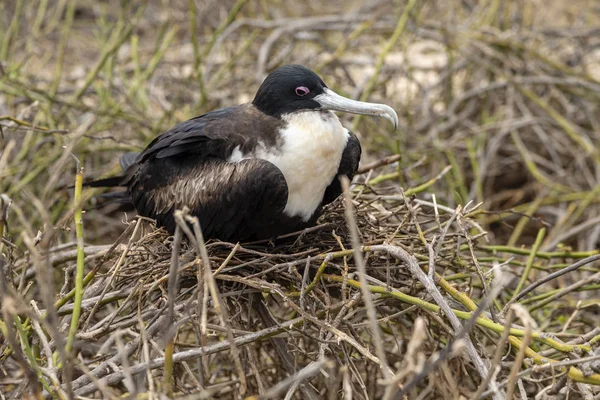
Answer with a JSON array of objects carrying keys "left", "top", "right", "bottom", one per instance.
[
  {"left": 82, "top": 151, "right": 140, "bottom": 208},
  {"left": 83, "top": 176, "right": 124, "bottom": 188},
  {"left": 87, "top": 190, "right": 133, "bottom": 210},
  {"left": 83, "top": 151, "right": 140, "bottom": 188},
  {"left": 82, "top": 176, "right": 132, "bottom": 209}
]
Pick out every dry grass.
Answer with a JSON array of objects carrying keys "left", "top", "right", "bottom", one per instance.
[{"left": 1, "top": 0, "right": 600, "bottom": 399}]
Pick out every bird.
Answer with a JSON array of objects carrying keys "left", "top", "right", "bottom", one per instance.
[{"left": 87, "top": 64, "right": 398, "bottom": 242}]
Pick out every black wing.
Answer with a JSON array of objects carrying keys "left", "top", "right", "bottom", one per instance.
[
  {"left": 131, "top": 156, "right": 289, "bottom": 241},
  {"left": 86, "top": 105, "right": 283, "bottom": 188},
  {"left": 89, "top": 104, "right": 289, "bottom": 240},
  {"left": 135, "top": 105, "right": 282, "bottom": 163},
  {"left": 119, "top": 152, "right": 140, "bottom": 170},
  {"left": 321, "top": 130, "right": 361, "bottom": 206}
]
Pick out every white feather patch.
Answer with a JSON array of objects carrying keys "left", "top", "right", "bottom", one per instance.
[{"left": 228, "top": 111, "right": 349, "bottom": 221}]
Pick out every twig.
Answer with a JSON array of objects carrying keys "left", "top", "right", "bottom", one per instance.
[
  {"left": 507, "top": 227, "right": 546, "bottom": 305},
  {"left": 163, "top": 216, "right": 183, "bottom": 396},
  {"left": 528, "top": 270, "right": 600, "bottom": 312},
  {"left": 470, "top": 309, "right": 515, "bottom": 399},
  {"left": 392, "top": 268, "right": 507, "bottom": 399},
  {"left": 505, "top": 305, "right": 535, "bottom": 399},
  {"left": 509, "top": 254, "right": 600, "bottom": 303},
  {"left": 341, "top": 177, "right": 392, "bottom": 379},
  {"left": 0, "top": 260, "right": 43, "bottom": 398},
  {"left": 356, "top": 154, "right": 401, "bottom": 174},
  {"left": 72, "top": 315, "right": 308, "bottom": 396},
  {"left": 367, "top": 244, "right": 503, "bottom": 400},
  {"left": 179, "top": 210, "right": 248, "bottom": 395},
  {"left": 254, "top": 298, "right": 321, "bottom": 400},
  {"left": 247, "top": 359, "right": 331, "bottom": 400}
]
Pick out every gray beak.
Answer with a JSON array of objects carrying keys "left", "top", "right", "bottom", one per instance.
[{"left": 314, "top": 87, "right": 399, "bottom": 130}]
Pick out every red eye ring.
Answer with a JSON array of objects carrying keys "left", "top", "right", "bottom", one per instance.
[{"left": 295, "top": 86, "right": 310, "bottom": 96}]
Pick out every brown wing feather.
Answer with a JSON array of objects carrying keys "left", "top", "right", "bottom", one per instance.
[
  {"left": 88, "top": 104, "right": 298, "bottom": 240},
  {"left": 129, "top": 156, "right": 294, "bottom": 241}
]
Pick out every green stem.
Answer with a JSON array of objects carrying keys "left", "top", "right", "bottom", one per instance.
[
  {"left": 66, "top": 168, "right": 85, "bottom": 353},
  {"left": 322, "top": 274, "right": 592, "bottom": 354},
  {"left": 476, "top": 245, "right": 597, "bottom": 259},
  {"left": 511, "top": 228, "right": 545, "bottom": 300}
]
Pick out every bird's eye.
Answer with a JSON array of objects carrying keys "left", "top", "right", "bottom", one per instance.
[{"left": 295, "top": 86, "right": 310, "bottom": 96}]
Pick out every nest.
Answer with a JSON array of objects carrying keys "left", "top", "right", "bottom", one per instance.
[{"left": 3, "top": 169, "right": 599, "bottom": 399}]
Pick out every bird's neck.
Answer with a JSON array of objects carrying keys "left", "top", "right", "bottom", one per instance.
[{"left": 273, "top": 111, "right": 349, "bottom": 220}]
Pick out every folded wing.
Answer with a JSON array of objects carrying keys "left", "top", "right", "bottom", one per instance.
[{"left": 88, "top": 105, "right": 290, "bottom": 240}]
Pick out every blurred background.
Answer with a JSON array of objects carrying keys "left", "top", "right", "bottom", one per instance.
[
  {"left": 1, "top": 1, "right": 600, "bottom": 398},
  {"left": 1, "top": 0, "right": 599, "bottom": 250}
]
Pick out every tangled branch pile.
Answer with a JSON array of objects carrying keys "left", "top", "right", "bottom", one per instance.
[
  {"left": 2, "top": 182, "right": 600, "bottom": 398},
  {"left": 1, "top": 0, "right": 599, "bottom": 399}
]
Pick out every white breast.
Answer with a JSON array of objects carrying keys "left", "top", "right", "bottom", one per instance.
[{"left": 228, "top": 111, "right": 349, "bottom": 221}]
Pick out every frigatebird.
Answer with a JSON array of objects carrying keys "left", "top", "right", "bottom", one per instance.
[{"left": 88, "top": 64, "right": 398, "bottom": 241}]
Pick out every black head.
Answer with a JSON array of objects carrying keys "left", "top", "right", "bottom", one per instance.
[
  {"left": 252, "top": 65, "right": 327, "bottom": 118},
  {"left": 252, "top": 64, "right": 399, "bottom": 129}
]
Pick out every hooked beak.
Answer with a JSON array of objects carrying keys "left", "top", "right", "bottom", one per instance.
[{"left": 314, "top": 88, "right": 398, "bottom": 130}]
